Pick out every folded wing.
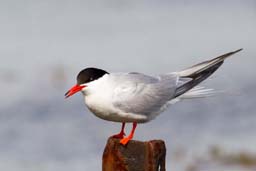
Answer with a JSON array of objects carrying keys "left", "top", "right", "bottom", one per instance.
[
  {"left": 174, "top": 49, "right": 242, "bottom": 98},
  {"left": 112, "top": 73, "right": 178, "bottom": 116}
]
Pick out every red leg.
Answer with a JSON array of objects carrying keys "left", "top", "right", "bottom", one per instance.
[
  {"left": 120, "top": 122, "right": 137, "bottom": 145},
  {"left": 111, "top": 122, "right": 126, "bottom": 139}
]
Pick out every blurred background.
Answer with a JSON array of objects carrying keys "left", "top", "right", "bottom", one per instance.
[{"left": 0, "top": 0, "right": 256, "bottom": 170}]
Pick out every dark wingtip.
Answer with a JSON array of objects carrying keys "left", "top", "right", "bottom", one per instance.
[
  {"left": 215, "top": 48, "right": 243, "bottom": 61},
  {"left": 233, "top": 48, "right": 243, "bottom": 53}
]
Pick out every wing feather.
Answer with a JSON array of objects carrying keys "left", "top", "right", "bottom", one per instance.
[{"left": 112, "top": 73, "right": 178, "bottom": 116}]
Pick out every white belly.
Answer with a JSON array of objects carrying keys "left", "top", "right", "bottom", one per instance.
[{"left": 84, "top": 96, "right": 148, "bottom": 123}]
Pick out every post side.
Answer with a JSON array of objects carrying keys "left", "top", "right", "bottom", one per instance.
[{"left": 102, "top": 137, "right": 166, "bottom": 171}]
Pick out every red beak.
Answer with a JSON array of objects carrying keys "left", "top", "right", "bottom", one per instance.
[{"left": 65, "top": 84, "right": 86, "bottom": 98}]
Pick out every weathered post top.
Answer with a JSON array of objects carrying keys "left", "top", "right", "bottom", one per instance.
[{"left": 102, "top": 137, "right": 166, "bottom": 171}]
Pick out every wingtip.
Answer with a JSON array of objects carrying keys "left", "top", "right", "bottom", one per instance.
[
  {"left": 222, "top": 48, "right": 243, "bottom": 60},
  {"left": 233, "top": 48, "right": 243, "bottom": 53}
]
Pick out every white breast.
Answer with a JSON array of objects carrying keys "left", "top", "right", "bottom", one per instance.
[{"left": 82, "top": 74, "right": 148, "bottom": 123}]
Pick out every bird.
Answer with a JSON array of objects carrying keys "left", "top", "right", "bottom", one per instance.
[{"left": 65, "top": 49, "right": 242, "bottom": 145}]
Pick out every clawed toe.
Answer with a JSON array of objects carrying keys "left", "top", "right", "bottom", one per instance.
[{"left": 120, "top": 137, "right": 131, "bottom": 145}]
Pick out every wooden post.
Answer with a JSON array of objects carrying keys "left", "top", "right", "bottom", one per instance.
[{"left": 102, "top": 137, "right": 166, "bottom": 171}]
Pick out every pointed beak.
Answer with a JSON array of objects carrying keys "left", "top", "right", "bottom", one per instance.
[{"left": 65, "top": 84, "right": 86, "bottom": 98}]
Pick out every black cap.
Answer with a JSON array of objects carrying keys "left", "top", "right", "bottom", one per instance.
[{"left": 76, "top": 68, "right": 109, "bottom": 85}]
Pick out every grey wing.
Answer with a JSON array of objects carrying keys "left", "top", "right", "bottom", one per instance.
[{"left": 112, "top": 73, "right": 179, "bottom": 115}]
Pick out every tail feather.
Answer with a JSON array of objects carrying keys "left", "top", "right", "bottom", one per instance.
[
  {"left": 174, "top": 49, "right": 242, "bottom": 98},
  {"left": 180, "top": 86, "right": 216, "bottom": 99}
]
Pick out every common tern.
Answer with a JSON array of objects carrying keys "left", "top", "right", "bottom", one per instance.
[{"left": 65, "top": 49, "right": 242, "bottom": 145}]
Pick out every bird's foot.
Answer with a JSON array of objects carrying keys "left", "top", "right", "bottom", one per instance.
[
  {"left": 111, "top": 132, "right": 126, "bottom": 139},
  {"left": 120, "top": 135, "right": 133, "bottom": 145},
  {"left": 120, "top": 122, "right": 137, "bottom": 145}
]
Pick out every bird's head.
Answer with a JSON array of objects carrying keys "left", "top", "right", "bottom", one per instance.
[{"left": 65, "top": 67, "right": 109, "bottom": 98}]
